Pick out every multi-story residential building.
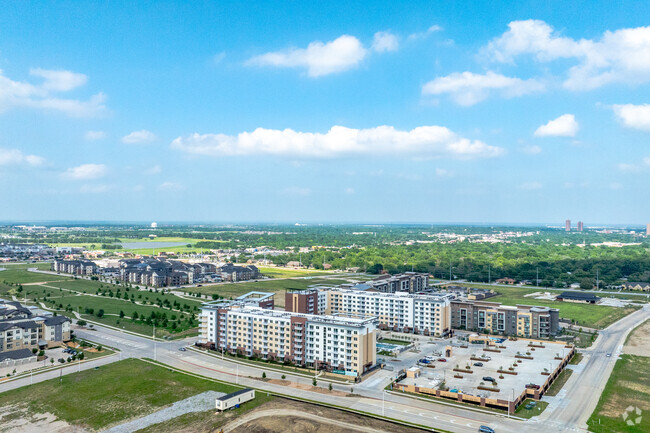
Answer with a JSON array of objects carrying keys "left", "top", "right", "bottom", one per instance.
[
  {"left": 199, "top": 293, "right": 377, "bottom": 376},
  {"left": 52, "top": 259, "right": 97, "bottom": 275},
  {"left": 450, "top": 300, "right": 559, "bottom": 339},
  {"left": 218, "top": 264, "right": 260, "bottom": 282},
  {"left": 285, "top": 289, "right": 319, "bottom": 315},
  {"left": 622, "top": 282, "right": 650, "bottom": 292},
  {"left": 0, "top": 300, "right": 71, "bottom": 357},
  {"left": 321, "top": 289, "right": 451, "bottom": 336},
  {"left": 340, "top": 272, "right": 429, "bottom": 293}
]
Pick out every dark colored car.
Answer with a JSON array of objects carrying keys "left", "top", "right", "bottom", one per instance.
[
  {"left": 482, "top": 376, "right": 495, "bottom": 382},
  {"left": 479, "top": 426, "right": 495, "bottom": 433},
  {"left": 474, "top": 362, "right": 483, "bottom": 367}
]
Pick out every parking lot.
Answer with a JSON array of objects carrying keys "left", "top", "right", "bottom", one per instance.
[{"left": 393, "top": 335, "right": 570, "bottom": 402}]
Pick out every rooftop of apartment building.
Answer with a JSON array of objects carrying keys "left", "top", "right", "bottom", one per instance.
[{"left": 224, "top": 305, "right": 378, "bottom": 327}]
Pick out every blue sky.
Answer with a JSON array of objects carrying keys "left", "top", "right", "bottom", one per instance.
[{"left": 1, "top": 1, "right": 650, "bottom": 224}]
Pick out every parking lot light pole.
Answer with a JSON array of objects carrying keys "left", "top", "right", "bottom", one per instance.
[{"left": 382, "top": 390, "right": 385, "bottom": 417}]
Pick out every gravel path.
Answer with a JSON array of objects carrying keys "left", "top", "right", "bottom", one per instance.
[{"left": 101, "top": 391, "right": 224, "bottom": 433}]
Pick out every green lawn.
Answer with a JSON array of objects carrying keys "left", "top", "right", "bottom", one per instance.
[
  {"left": 545, "top": 368, "right": 573, "bottom": 396},
  {"left": 587, "top": 355, "right": 650, "bottom": 433},
  {"left": 0, "top": 359, "right": 242, "bottom": 430},
  {"left": 515, "top": 399, "right": 548, "bottom": 419},
  {"left": 0, "top": 268, "right": 71, "bottom": 284},
  {"left": 378, "top": 338, "right": 411, "bottom": 346},
  {"left": 257, "top": 266, "right": 337, "bottom": 279},
  {"left": 458, "top": 283, "right": 640, "bottom": 329}
]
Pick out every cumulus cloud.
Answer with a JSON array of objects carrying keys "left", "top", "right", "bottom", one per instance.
[
  {"left": 0, "top": 68, "right": 106, "bottom": 117},
  {"left": 122, "top": 130, "right": 156, "bottom": 144},
  {"left": 170, "top": 125, "right": 505, "bottom": 160},
  {"left": 612, "top": 104, "right": 650, "bottom": 131},
  {"left": 84, "top": 130, "right": 106, "bottom": 141},
  {"left": 246, "top": 35, "right": 368, "bottom": 77},
  {"left": 144, "top": 165, "right": 162, "bottom": 175},
  {"left": 534, "top": 114, "right": 579, "bottom": 137},
  {"left": 372, "top": 31, "right": 399, "bottom": 52},
  {"left": 408, "top": 25, "right": 443, "bottom": 40},
  {"left": 422, "top": 71, "right": 544, "bottom": 105},
  {"left": 0, "top": 148, "right": 45, "bottom": 166},
  {"left": 484, "top": 20, "right": 650, "bottom": 90},
  {"left": 158, "top": 181, "right": 183, "bottom": 191},
  {"left": 63, "top": 163, "right": 108, "bottom": 180}
]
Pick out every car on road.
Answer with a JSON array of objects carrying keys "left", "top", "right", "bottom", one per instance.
[
  {"left": 606, "top": 353, "right": 611, "bottom": 357},
  {"left": 474, "top": 362, "right": 483, "bottom": 367},
  {"left": 482, "top": 376, "right": 495, "bottom": 382},
  {"left": 179, "top": 347, "right": 187, "bottom": 352},
  {"left": 479, "top": 426, "right": 495, "bottom": 433}
]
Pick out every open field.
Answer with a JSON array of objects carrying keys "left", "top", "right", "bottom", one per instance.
[
  {"left": 139, "top": 397, "right": 429, "bottom": 433},
  {"left": 185, "top": 277, "right": 355, "bottom": 308},
  {"left": 458, "top": 283, "right": 640, "bottom": 329},
  {"left": 624, "top": 319, "right": 650, "bottom": 357},
  {"left": 0, "top": 359, "right": 242, "bottom": 431},
  {"left": 0, "top": 268, "right": 71, "bottom": 284},
  {"left": 257, "top": 266, "right": 338, "bottom": 279},
  {"left": 587, "top": 355, "right": 650, "bottom": 432},
  {"left": 545, "top": 368, "right": 573, "bottom": 396}
]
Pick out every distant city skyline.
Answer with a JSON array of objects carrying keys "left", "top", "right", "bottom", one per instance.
[{"left": 1, "top": 2, "right": 650, "bottom": 223}]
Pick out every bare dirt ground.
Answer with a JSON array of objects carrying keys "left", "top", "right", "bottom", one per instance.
[
  {"left": 624, "top": 319, "right": 650, "bottom": 357},
  {"left": 138, "top": 398, "right": 427, "bottom": 433},
  {"left": 0, "top": 405, "right": 88, "bottom": 433}
]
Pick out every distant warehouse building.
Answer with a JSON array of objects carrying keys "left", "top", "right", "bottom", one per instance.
[{"left": 556, "top": 291, "right": 600, "bottom": 304}]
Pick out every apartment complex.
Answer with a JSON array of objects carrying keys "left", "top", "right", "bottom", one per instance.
[
  {"left": 0, "top": 300, "right": 71, "bottom": 357},
  {"left": 199, "top": 293, "right": 378, "bottom": 376},
  {"left": 52, "top": 259, "right": 98, "bottom": 275},
  {"left": 450, "top": 300, "right": 559, "bottom": 339},
  {"left": 218, "top": 263, "right": 260, "bottom": 282},
  {"left": 315, "top": 289, "right": 452, "bottom": 336},
  {"left": 339, "top": 272, "right": 429, "bottom": 293}
]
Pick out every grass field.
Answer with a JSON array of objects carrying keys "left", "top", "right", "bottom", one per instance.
[
  {"left": 587, "top": 355, "right": 650, "bottom": 432},
  {"left": 459, "top": 283, "right": 639, "bottom": 329},
  {"left": 545, "top": 368, "right": 573, "bottom": 396},
  {"left": 257, "top": 266, "right": 338, "bottom": 279},
  {"left": 0, "top": 269, "right": 71, "bottom": 284},
  {"left": 0, "top": 359, "right": 242, "bottom": 430},
  {"left": 515, "top": 399, "right": 548, "bottom": 419}
]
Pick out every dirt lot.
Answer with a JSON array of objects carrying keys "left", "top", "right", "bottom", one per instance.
[
  {"left": 0, "top": 405, "right": 87, "bottom": 433},
  {"left": 624, "top": 319, "right": 650, "bottom": 357},
  {"left": 138, "top": 398, "right": 427, "bottom": 433}
]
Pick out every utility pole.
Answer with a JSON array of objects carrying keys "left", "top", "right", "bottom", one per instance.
[
  {"left": 488, "top": 264, "right": 491, "bottom": 284},
  {"left": 536, "top": 267, "right": 539, "bottom": 287},
  {"left": 596, "top": 268, "right": 599, "bottom": 290},
  {"left": 449, "top": 262, "right": 452, "bottom": 282}
]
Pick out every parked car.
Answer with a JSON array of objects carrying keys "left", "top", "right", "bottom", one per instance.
[
  {"left": 479, "top": 426, "right": 495, "bottom": 433},
  {"left": 179, "top": 347, "right": 187, "bottom": 352},
  {"left": 526, "top": 383, "right": 540, "bottom": 390},
  {"left": 525, "top": 403, "right": 535, "bottom": 410},
  {"left": 474, "top": 362, "right": 483, "bottom": 367},
  {"left": 418, "top": 359, "right": 431, "bottom": 364},
  {"left": 438, "top": 358, "right": 447, "bottom": 362},
  {"left": 482, "top": 376, "right": 495, "bottom": 382}
]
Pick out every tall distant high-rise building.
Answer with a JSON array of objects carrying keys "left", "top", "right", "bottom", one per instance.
[
  {"left": 565, "top": 219, "right": 571, "bottom": 232},
  {"left": 577, "top": 221, "right": 584, "bottom": 232},
  {"left": 646, "top": 223, "right": 650, "bottom": 237}
]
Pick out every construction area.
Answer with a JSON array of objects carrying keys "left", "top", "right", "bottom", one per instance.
[{"left": 392, "top": 334, "right": 574, "bottom": 412}]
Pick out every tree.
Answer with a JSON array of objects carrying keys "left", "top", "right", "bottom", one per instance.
[
  {"left": 119, "top": 310, "right": 125, "bottom": 318},
  {"left": 328, "top": 382, "right": 333, "bottom": 391},
  {"left": 580, "top": 278, "right": 595, "bottom": 290},
  {"left": 77, "top": 319, "right": 87, "bottom": 326},
  {"left": 262, "top": 372, "right": 266, "bottom": 379},
  {"left": 312, "top": 378, "right": 317, "bottom": 387},
  {"left": 96, "top": 309, "right": 104, "bottom": 318},
  {"left": 133, "top": 311, "right": 139, "bottom": 320}
]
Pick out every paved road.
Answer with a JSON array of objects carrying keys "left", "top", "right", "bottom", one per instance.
[{"left": 536, "top": 304, "right": 650, "bottom": 431}]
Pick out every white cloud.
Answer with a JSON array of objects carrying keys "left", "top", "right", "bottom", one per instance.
[
  {"left": 612, "top": 104, "right": 650, "bottom": 131},
  {"left": 534, "top": 114, "right": 579, "bottom": 137},
  {"left": 0, "top": 148, "right": 45, "bottom": 166},
  {"left": 422, "top": 71, "right": 544, "bottom": 105},
  {"left": 0, "top": 69, "right": 106, "bottom": 117},
  {"left": 122, "top": 130, "right": 156, "bottom": 144},
  {"left": 158, "top": 181, "right": 183, "bottom": 191},
  {"left": 29, "top": 68, "right": 87, "bottom": 92},
  {"left": 84, "top": 130, "right": 106, "bottom": 141},
  {"left": 617, "top": 163, "right": 640, "bottom": 172},
  {"left": 372, "top": 31, "right": 399, "bottom": 52},
  {"left": 408, "top": 25, "right": 443, "bottom": 40},
  {"left": 63, "top": 163, "right": 108, "bottom": 180},
  {"left": 246, "top": 35, "right": 367, "bottom": 77},
  {"left": 521, "top": 144, "right": 542, "bottom": 154},
  {"left": 144, "top": 165, "right": 162, "bottom": 175},
  {"left": 344, "top": 187, "right": 355, "bottom": 195},
  {"left": 282, "top": 186, "right": 311, "bottom": 197},
  {"left": 484, "top": 20, "right": 650, "bottom": 90},
  {"left": 170, "top": 125, "right": 505, "bottom": 160},
  {"left": 519, "top": 181, "right": 543, "bottom": 190}
]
